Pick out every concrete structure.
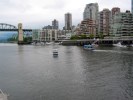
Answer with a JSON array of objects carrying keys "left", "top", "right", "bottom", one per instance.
[
  {"left": 65, "top": 13, "right": 72, "bottom": 30},
  {"left": 110, "top": 11, "right": 133, "bottom": 36},
  {"left": 98, "top": 9, "right": 111, "bottom": 36},
  {"left": 80, "top": 19, "right": 97, "bottom": 36},
  {"left": 83, "top": 3, "right": 99, "bottom": 21},
  {"left": 52, "top": 19, "right": 59, "bottom": 29},
  {"left": 18, "top": 23, "right": 24, "bottom": 44}
]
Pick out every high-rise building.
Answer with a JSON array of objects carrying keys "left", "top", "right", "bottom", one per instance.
[
  {"left": 111, "top": 7, "right": 120, "bottom": 18},
  {"left": 131, "top": 0, "right": 133, "bottom": 14},
  {"left": 65, "top": 13, "right": 72, "bottom": 30},
  {"left": 98, "top": 9, "right": 111, "bottom": 36},
  {"left": 52, "top": 19, "right": 59, "bottom": 29},
  {"left": 83, "top": 3, "right": 99, "bottom": 20}
]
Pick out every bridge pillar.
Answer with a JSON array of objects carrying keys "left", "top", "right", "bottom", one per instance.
[{"left": 18, "top": 23, "right": 24, "bottom": 44}]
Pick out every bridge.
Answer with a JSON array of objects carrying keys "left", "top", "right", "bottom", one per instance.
[{"left": 0, "top": 23, "right": 32, "bottom": 32}]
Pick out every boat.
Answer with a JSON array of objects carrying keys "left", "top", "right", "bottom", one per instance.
[
  {"left": 83, "top": 44, "right": 94, "bottom": 50},
  {"left": 46, "top": 42, "right": 53, "bottom": 45},
  {"left": 0, "top": 89, "right": 8, "bottom": 100},
  {"left": 53, "top": 49, "right": 58, "bottom": 56},
  {"left": 113, "top": 42, "right": 127, "bottom": 47}
]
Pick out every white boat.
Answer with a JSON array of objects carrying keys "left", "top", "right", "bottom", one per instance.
[
  {"left": 46, "top": 42, "right": 53, "bottom": 45},
  {"left": 53, "top": 49, "right": 58, "bottom": 56},
  {"left": 113, "top": 42, "right": 127, "bottom": 48},
  {"left": 0, "top": 89, "right": 8, "bottom": 100},
  {"left": 84, "top": 45, "right": 94, "bottom": 50}
]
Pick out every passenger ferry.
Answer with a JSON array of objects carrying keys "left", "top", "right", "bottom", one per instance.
[
  {"left": 83, "top": 44, "right": 94, "bottom": 50},
  {"left": 53, "top": 49, "right": 58, "bottom": 56}
]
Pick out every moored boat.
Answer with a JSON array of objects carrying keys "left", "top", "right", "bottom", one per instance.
[{"left": 113, "top": 42, "right": 127, "bottom": 48}]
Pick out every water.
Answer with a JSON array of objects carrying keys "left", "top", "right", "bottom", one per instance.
[{"left": 0, "top": 43, "right": 133, "bottom": 100}]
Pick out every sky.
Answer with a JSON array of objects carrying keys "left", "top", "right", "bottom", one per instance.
[{"left": 0, "top": 0, "right": 131, "bottom": 29}]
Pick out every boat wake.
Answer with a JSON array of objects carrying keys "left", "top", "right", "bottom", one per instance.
[{"left": 93, "top": 49, "right": 133, "bottom": 55}]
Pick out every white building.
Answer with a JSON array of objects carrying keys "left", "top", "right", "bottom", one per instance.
[{"left": 42, "top": 29, "right": 58, "bottom": 41}]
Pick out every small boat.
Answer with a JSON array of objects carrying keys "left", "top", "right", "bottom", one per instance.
[
  {"left": 113, "top": 42, "right": 127, "bottom": 48},
  {"left": 0, "top": 89, "right": 8, "bottom": 100},
  {"left": 53, "top": 49, "right": 58, "bottom": 56},
  {"left": 84, "top": 44, "right": 94, "bottom": 50}
]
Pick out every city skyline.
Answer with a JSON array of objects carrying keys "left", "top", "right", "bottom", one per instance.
[{"left": 0, "top": 0, "right": 131, "bottom": 29}]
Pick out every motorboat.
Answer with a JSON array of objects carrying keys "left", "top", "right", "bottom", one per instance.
[
  {"left": 0, "top": 89, "right": 8, "bottom": 100},
  {"left": 53, "top": 49, "right": 58, "bottom": 56},
  {"left": 113, "top": 42, "right": 127, "bottom": 48},
  {"left": 46, "top": 42, "right": 53, "bottom": 45},
  {"left": 83, "top": 44, "right": 94, "bottom": 50}
]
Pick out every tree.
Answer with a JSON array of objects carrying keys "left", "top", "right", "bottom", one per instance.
[{"left": 89, "top": 33, "right": 94, "bottom": 39}]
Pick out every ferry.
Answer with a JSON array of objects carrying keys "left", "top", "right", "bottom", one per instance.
[
  {"left": 0, "top": 89, "right": 8, "bottom": 100},
  {"left": 83, "top": 44, "right": 94, "bottom": 50},
  {"left": 53, "top": 49, "right": 58, "bottom": 56}
]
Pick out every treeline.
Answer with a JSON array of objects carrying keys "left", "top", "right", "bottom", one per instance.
[{"left": 70, "top": 33, "right": 104, "bottom": 40}]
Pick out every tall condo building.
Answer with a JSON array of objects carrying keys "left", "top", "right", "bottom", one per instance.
[
  {"left": 111, "top": 7, "right": 120, "bottom": 18},
  {"left": 98, "top": 9, "right": 111, "bottom": 36},
  {"left": 65, "top": 13, "right": 72, "bottom": 30},
  {"left": 83, "top": 3, "right": 99, "bottom": 20},
  {"left": 52, "top": 19, "right": 59, "bottom": 29},
  {"left": 132, "top": 0, "right": 133, "bottom": 13}
]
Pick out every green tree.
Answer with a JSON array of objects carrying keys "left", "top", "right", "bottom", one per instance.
[
  {"left": 89, "top": 33, "right": 94, "bottom": 39},
  {"left": 98, "top": 33, "right": 104, "bottom": 39}
]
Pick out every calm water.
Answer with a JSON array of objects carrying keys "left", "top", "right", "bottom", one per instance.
[{"left": 0, "top": 43, "right": 133, "bottom": 100}]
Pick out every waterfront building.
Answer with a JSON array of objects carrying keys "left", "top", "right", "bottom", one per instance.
[
  {"left": 65, "top": 13, "right": 72, "bottom": 30},
  {"left": 52, "top": 19, "right": 59, "bottom": 29},
  {"left": 41, "top": 29, "right": 58, "bottom": 41},
  {"left": 98, "top": 9, "right": 111, "bottom": 36},
  {"left": 110, "top": 10, "right": 133, "bottom": 36},
  {"left": 79, "top": 19, "right": 97, "bottom": 36}
]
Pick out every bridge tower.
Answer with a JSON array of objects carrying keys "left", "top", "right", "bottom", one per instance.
[{"left": 18, "top": 23, "right": 24, "bottom": 44}]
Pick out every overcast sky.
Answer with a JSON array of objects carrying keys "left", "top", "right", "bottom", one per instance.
[{"left": 0, "top": 0, "right": 131, "bottom": 29}]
